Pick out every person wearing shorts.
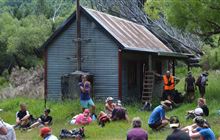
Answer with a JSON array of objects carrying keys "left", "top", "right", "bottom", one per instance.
[{"left": 79, "top": 75, "right": 96, "bottom": 115}]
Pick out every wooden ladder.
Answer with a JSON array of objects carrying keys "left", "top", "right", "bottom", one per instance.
[{"left": 142, "top": 70, "right": 154, "bottom": 103}]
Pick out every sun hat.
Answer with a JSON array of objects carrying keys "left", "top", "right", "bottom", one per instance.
[
  {"left": 106, "top": 97, "right": 114, "bottom": 103},
  {"left": 169, "top": 116, "right": 180, "bottom": 128},
  {"left": 193, "top": 116, "right": 205, "bottom": 127},
  {"left": 40, "top": 127, "right": 51, "bottom": 137},
  {"left": 194, "top": 108, "right": 203, "bottom": 116},
  {"left": 161, "top": 100, "right": 172, "bottom": 109}
]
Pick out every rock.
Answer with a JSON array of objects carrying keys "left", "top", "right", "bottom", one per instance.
[{"left": 0, "top": 66, "right": 44, "bottom": 99}]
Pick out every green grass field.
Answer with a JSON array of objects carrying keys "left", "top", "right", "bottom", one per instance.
[{"left": 0, "top": 70, "right": 220, "bottom": 140}]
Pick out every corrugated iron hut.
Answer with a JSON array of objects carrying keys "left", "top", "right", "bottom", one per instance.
[{"left": 42, "top": 6, "right": 187, "bottom": 102}]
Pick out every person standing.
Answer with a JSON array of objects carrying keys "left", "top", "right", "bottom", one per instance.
[
  {"left": 154, "top": 71, "right": 179, "bottom": 102},
  {"left": 196, "top": 72, "right": 208, "bottom": 98},
  {"left": 79, "top": 75, "right": 96, "bottom": 116},
  {"left": 127, "top": 117, "right": 148, "bottom": 140},
  {"left": 148, "top": 100, "right": 172, "bottom": 130},
  {"left": 162, "top": 71, "right": 179, "bottom": 101},
  {"left": 166, "top": 116, "right": 190, "bottom": 140},
  {"left": 185, "top": 71, "right": 196, "bottom": 103}
]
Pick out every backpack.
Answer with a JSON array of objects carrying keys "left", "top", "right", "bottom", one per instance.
[{"left": 60, "top": 127, "right": 85, "bottom": 139}]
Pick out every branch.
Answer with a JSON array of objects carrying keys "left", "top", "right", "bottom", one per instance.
[
  {"left": 194, "top": 29, "right": 220, "bottom": 37},
  {"left": 206, "top": 20, "right": 220, "bottom": 30},
  {"left": 209, "top": 6, "right": 220, "bottom": 11},
  {"left": 52, "top": 0, "right": 63, "bottom": 23}
]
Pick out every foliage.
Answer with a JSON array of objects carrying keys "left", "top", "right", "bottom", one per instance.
[
  {"left": 145, "top": 0, "right": 220, "bottom": 46},
  {"left": 0, "top": 0, "right": 75, "bottom": 74},
  {"left": 200, "top": 46, "right": 220, "bottom": 70}
]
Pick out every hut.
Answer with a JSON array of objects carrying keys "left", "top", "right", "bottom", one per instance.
[{"left": 42, "top": 6, "right": 188, "bottom": 102}]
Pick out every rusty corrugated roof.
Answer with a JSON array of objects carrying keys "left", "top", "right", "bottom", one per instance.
[{"left": 84, "top": 7, "right": 172, "bottom": 53}]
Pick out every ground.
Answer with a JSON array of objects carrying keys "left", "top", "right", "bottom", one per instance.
[{"left": 0, "top": 69, "right": 220, "bottom": 140}]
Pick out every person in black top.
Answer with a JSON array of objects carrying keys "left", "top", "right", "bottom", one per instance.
[
  {"left": 29, "top": 109, "right": 52, "bottom": 129},
  {"left": 185, "top": 71, "right": 196, "bottom": 103},
  {"left": 166, "top": 116, "right": 190, "bottom": 140},
  {"left": 15, "top": 103, "right": 31, "bottom": 128},
  {"left": 185, "top": 98, "right": 209, "bottom": 119},
  {"left": 198, "top": 98, "right": 209, "bottom": 116}
]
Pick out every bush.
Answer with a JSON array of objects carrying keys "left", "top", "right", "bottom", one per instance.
[{"left": 200, "top": 46, "right": 220, "bottom": 70}]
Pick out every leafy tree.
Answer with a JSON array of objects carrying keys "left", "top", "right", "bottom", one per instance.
[
  {"left": 145, "top": 0, "right": 220, "bottom": 41},
  {"left": 7, "top": 15, "right": 53, "bottom": 68}
]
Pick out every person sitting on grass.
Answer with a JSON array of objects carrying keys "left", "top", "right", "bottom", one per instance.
[
  {"left": 111, "top": 100, "right": 128, "bottom": 121},
  {"left": 186, "top": 98, "right": 209, "bottom": 119},
  {"left": 148, "top": 100, "right": 172, "bottom": 130},
  {"left": 14, "top": 103, "right": 31, "bottom": 129},
  {"left": 105, "top": 97, "right": 116, "bottom": 118},
  {"left": 70, "top": 109, "right": 92, "bottom": 126},
  {"left": 97, "top": 111, "right": 110, "bottom": 127},
  {"left": 166, "top": 116, "right": 190, "bottom": 140},
  {"left": 0, "top": 120, "right": 16, "bottom": 140},
  {"left": 40, "top": 127, "right": 58, "bottom": 140},
  {"left": 28, "top": 109, "right": 52, "bottom": 129},
  {"left": 127, "top": 117, "right": 148, "bottom": 140},
  {"left": 182, "top": 116, "right": 215, "bottom": 140}
]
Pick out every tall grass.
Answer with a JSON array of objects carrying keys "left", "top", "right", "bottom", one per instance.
[{"left": 0, "top": 69, "right": 220, "bottom": 139}]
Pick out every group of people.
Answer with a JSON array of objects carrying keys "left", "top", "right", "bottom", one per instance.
[
  {"left": 146, "top": 98, "right": 214, "bottom": 140},
  {"left": 185, "top": 71, "right": 208, "bottom": 102},
  {"left": 0, "top": 71, "right": 216, "bottom": 140},
  {"left": 0, "top": 103, "right": 54, "bottom": 140}
]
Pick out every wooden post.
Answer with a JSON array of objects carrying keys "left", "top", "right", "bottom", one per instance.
[
  {"left": 44, "top": 48, "right": 48, "bottom": 108},
  {"left": 148, "top": 55, "right": 152, "bottom": 71},
  {"left": 118, "top": 50, "right": 122, "bottom": 100},
  {"left": 76, "top": 0, "right": 81, "bottom": 71},
  {"left": 172, "top": 59, "right": 175, "bottom": 76}
]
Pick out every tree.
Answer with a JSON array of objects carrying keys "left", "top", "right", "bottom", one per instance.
[
  {"left": 146, "top": 0, "right": 220, "bottom": 39},
  {"left": 7, "top": 15, "right": 53, "bottom": 68}
]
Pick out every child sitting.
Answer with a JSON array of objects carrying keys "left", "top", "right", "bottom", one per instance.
[{"left": 70, "top": 109, "right": 92, "bottom": 126}]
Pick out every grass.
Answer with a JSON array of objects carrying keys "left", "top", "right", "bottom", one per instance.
[{"left": 0, "top": 69, "right": 220, "bottom": 140}]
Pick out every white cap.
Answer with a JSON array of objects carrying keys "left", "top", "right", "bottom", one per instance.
[
  {"left": 105, "top": 97, "right": 114, "bottom": 103},
  {"left": 194, "top": 108, "right": 203, "bottom": 116}
]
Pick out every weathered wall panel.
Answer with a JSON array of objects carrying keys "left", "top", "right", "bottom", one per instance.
[
  {"left": 80, "top": 15, "right": 119, "bottom": 99},
  {"left": 47, "top": 22, "right": 77, "bottom": 100},
  {"left": 47, "top": 14, "right": 119, "bottom": 100}
]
